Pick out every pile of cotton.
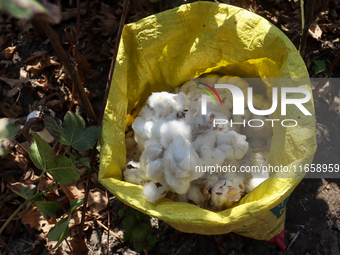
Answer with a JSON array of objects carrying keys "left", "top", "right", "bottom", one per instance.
[{"left": 123, "top": 75, "right": 272, "bottom": 211}]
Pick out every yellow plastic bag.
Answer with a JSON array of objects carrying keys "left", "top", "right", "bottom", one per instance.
[{"left": 99, "top": 1, "right": 317, "bottom": 240}]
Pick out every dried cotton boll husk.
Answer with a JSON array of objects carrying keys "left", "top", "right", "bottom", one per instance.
[{"left": 143, "top": 181, "right": 169, "bottom": 203}]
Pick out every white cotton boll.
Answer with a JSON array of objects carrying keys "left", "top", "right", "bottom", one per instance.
[
  {"left": 187, "top": 183, "right": 207, "bottom": 207},
  {"left": 131, "top": 117, "right": 154, "bottom": 148},
  {"left": 192, "top": 130, "right": 217, "bottom": 153},
  {"left": 174, "top": 92, "right": 188, "bottom": 112},
  {"left": 163, "top": 166, "right": 191, "bottom": 194},
  {"left": 218, "top": 131, "right": 248, "bottom": 160},
  {"left": 145, "top": 158, "right": 164, "bottom": 182},
  {"left": 148, "top": 92, "right": 177, "bottom": 117},
  {"left": 244, "top": 170, "right": 269, "bottom": 193},
  {"left": 140, "top": 139, "right": 163, "bottom": 168},
  {"left": 210, "top": 178, "right": 233, "bottom": 208},
  {"left": 249, "top": 148, "right": 269, "bottom": 166},
  {"left": 159, "top": 120, "right": 191, "bottom": 147},
  {"left": 203, "top": 175, "right": 219, "bottom": 188},
  {"left": 143, "top": 181, "right": 169, "bottom": 203},
  {"left": 124, "top": 166, "right": 149, "bottom": 185},
  {"left": 230, "top": 177, "right": 246, "bottom": 193},
  {"left": 216, "top": 143, "right": 234, "bottom": 161},
  {"left": 139, "top": 107, "right": 156, "bottom": 122},
  {"left": 163, "top": 135, "right": 191, "bottom": 179},
  {"left": 27, "top": 110, "right": 55, "bottom": 143}
]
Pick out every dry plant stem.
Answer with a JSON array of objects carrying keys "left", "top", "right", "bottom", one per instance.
[
  {"left": 37, "top": 20, "right": 98, "bottom": 123},
  {"left": 299, "top": 0, "right": 314, "bottom": 56},
  {"left": 0, "top": 236, "right": 16, "bottom": 255},
  {"left": 98, "top": 0, "right": 130, "bottom": 125},
  {"left": 66, "top": 239, "right": 75, "bottom": 255},
  {"left": 77, "top": 148, "right": 95, "bottom": 255},
  {"left": 0, "top": 183, "right": 59, "bottom": 236},
  {"left": 74, "top": 0, "right": 80, "bottom": 62}
]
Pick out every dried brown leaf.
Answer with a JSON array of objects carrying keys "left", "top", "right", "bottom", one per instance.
[
  {"left": 26, "top": 55, "right": 59, "bottom": 76},
  {"left": 0, "top": 46, "right": 17, "bottom": 59},
  {"left": 87, "top": 188, "right": 108, "bottom": 215},
  {"left": 60, "top": 181, "right": 85, "bottom": 201},
  {"left": 309, "top": 22, "right": 322, "bottom": 40},
  {"left": 0, "top": 77, "right": 29, "bottom": 88},
  {"left": 20, "top": 206, "right": 53, "bottom": 233},
  {"left": 329, "top": 96, "right": 340, "bottom": 116},
  {"left": 10, "top": 104, "right": 23, "bottom": 118},
  {"left": 24, "top": 51, "right": 47, "bottom": 63}
]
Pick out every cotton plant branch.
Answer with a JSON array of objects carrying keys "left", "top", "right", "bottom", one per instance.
[
  {"left": 0, "top": 183, "right": 59, "bottom": 236},
  {"left": 36, "top": 20, "right": 98, "bottom": 123}
]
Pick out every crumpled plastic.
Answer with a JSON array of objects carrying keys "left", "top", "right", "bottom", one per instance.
[{"left": 99, "top": 1, "right": 317, "bottom": 240}]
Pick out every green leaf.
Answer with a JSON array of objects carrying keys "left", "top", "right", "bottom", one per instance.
[
  {"left": 0, "top": 118, "right": 20, "bottom": 155},
  {"left": 134, "top": 242, "right": 145, "bottom": 252},
  {"left": 45, "top": 112, "right": 101, "bottom": 151},
  {"left": 132, "top": 223, "right": 149, "bottom": 240},
  {"left": 78, "top": 157, "right": 91, "bottom": 169},
  {"left": 69, "top": 199, "right": 84, "bottom": 214},
  {"left": 48, "top": 217, "right": 70, "bottom": 249},
  {"left": 122, "top": 215, "right": 134, "bottom": 230},
  {"left": 118, "top": 209, "right": 126, "bottom": 217},
  {"left": 7, "top": 182, "right": 36, "bottom": 199},
  {"left": 69, "top": 153, "right": 91, "bottom": 170},
  {"left": 146, "top": 234, "right": 157, "bottom": 245},
  {"left": 314, "top": 60, "right": 327, "bottom": 75},
  {"left": 46, "top": 155, "right": 79, "bottom": 184},
  {"left": 34, "top": 200, "right": 61, "bottom": 219},
  {"left": 29, "top": 133, "right": 55, "bottom": 172},
  {"left": 29, "top": 133, "right": 80, "bottom": 184},
  {"left": 47, "top": 199, "right": 83, "bottom": 249},
  {"left": 0, "top": 0, "right": 61, "bottom": 23}
]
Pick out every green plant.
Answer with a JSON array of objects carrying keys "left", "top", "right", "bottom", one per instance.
[
  {"left": 118, "top": 207, "right": 158, "bottom": 252},
  {"left": 0, "top": 110, "right": 101, "bottom": 249},
  {"left": 314, "top": 60, "right": 331, "bottom": 77}
]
